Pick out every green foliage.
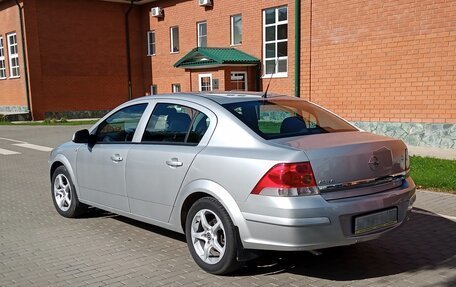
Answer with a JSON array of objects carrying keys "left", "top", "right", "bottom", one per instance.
[
  {"left": 0, "top": 114, "right": 10, "bottom": 124},
  {"left": 410, "top": 156, "right": 456, "bottom": 194},
  {"left": 0, "top": 118, "right": 97, "bottom": 126}
]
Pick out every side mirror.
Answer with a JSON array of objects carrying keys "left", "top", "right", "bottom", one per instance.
[{"left": 72, "top": 129, "right": 90, "bottom": 143}]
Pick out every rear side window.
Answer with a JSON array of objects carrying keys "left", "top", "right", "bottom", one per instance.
[
  {"left": 222, "top": 99, "right": 356, "bottom": 140},
  {"left": 142, "top": 103, "right": 210, "bottom": 145}
]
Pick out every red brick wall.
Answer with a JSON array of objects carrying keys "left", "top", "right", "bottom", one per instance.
[
  {"left": 141, "top": 0, "right": 294, "bottom": 95},
  {"left": 303, "top": 0, "right": 456, "bottom": 124},
  {"left": 0, "top": 0, "right": 27, "bottom": 109},
  {"left": 24, "top": 0, "right": 146, "bottom": 120}
]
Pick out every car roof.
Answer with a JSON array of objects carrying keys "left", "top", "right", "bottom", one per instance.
[{"left": 130, "top": 91, "right": 286, "bottom": 105}]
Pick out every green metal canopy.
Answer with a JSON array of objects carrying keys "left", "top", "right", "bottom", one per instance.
[{"left": 174, "top": 47, "right": 260, "bottom": 69}]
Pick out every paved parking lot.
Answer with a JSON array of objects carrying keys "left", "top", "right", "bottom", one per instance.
[{"left": 0, "top": 125, "right": 455, "bottom": 287}]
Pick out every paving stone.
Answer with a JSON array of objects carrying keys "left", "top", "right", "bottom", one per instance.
[{"left": 0, "top": 126, "right": 455, "bottom": 287}]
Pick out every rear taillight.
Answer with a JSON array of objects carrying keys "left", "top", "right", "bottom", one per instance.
[{"left": 251, "top": 162, "right": 319, "bottom": 197}]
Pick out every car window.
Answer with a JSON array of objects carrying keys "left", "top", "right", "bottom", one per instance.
[
  {"left": 96, "top": 104, "right": 147, "bottom": 143},
  {"left": 187, "top": 112, "right": 210, "bottom": 144},
  {"left": 142, "top": 103, "right": 210, "bottom": 145},
  {"left": 223, "top": 99, "right": 356, "bottom": 140}
]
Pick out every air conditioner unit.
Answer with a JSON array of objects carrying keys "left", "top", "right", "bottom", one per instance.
[
  {"left": 198, "top": 0, "right": 212, "bottom": 7},
  {"left": 151, "top": 7, "right": 163, "bottom": 17}
]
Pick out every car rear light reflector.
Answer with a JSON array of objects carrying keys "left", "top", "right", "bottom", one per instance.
[{"left": 251, "top": 162, "right": 319, "bottom": 197}]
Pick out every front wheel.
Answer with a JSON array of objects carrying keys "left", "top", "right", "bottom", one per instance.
[
  {"left": 185, "top": 197, "right": 240, "bottom": 274},
  {"left": 51, "top": 165, "right": 87, "bottom": 218}
]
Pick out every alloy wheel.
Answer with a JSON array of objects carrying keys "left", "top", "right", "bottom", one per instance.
[
  {"left": 191, "top": 209, "right": 226, "bottom": 264},
  {"left": 53, "top": 174, "right": 72, "bottom": 212}
]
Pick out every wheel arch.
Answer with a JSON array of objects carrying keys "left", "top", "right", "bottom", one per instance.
[
  {"left": 49, "top": 155, "right": 80, "bottom": 197},
  {"left": 172, "top": 179, "right": 251, "bottom": 242}
]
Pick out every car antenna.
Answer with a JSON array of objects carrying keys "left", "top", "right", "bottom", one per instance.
[{"left": 262, "top": 59, "right": 278, "bottom": 98}]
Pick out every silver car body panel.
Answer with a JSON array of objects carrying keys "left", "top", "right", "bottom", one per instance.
[{"left": 49, "top": 93, "right": 416, "bottom": 252}]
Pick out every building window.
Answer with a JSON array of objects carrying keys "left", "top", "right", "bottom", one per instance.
[
  {"left": 170, "top": 26, "right": 179, "bottom": 53},
  {"left": 0, "top": 37, "right": 6, "bottom": 79},
  {"left": 198, "top": 74, "right": 212, "bottom": 91},
  {"left": 147, "top": 31, "right": 155, "bottom": 56},
  {"left": 151, "top": 85, "right": 157, "bottom": 95},
  {"left": 230, "top": 72, "right": 247, "bottom": 91},
  {"left": 7, "top": 33, "right": 20, "bottom": 78},
  {"left": 172, "top": 83, "right": 181, "bottom": 93},
  {"left": 197, "top": 21, "right": 207, "bottom": 47},
  {"left": 263, "top": 6, "right": 288, "bottom": 76},
  {"left": 231, "top": 15, "right": 242, "bottom": 46}
]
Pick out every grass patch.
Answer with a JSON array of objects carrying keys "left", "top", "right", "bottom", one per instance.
[
  {"left": 411, "top": 156, "right": 456, "bottom": 194},
  {"left": 0, "top": 118, "right": 98, "bottom": 126}
]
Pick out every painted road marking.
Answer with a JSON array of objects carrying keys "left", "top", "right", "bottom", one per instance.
[
  {"left": 0, "top": 137, "right": 25, "bottom": 143},
  {"left": 0, "top": 137, "right": 53, "bottom": 153},
  {"left": 13, "top": 143, "right": 53, "bottom": 152},
  {"left": 0, "top": 148, "right": 21, "bottom": 155}
]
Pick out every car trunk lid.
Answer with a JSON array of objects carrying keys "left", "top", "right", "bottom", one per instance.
[{"left": 271, "top": 131, "right": 408, "bottom": 200}]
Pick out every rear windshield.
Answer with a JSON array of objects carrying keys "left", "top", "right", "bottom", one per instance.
[{"left": 222, "top": 98, "right": 357, "bottom": 140}]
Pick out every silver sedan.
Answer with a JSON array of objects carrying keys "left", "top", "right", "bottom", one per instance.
[{"left": 49, "top": 92, "right": 416, "bottom": 274}]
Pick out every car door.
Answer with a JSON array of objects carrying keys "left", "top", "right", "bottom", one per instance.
[
  {"left": 125, "top": 101, "right": 215, "bottom": 222},
  {"left": 76, "top": 103, "right": 148, "bottom": 212}
]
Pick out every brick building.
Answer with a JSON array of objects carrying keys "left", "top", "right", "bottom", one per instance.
[{"left": 0, "top": 0, "right": 455, "bottom": 148}]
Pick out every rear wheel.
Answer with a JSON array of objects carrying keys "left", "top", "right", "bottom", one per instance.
[
  {"left": 185, "top": 197, "right": 240, "bottom": 274},
  {"left": 51, "top": 165, "right": 87, "bottom": 218}
]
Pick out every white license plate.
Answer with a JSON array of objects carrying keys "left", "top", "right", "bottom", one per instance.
[{"left": 354, "top": 208, "right": 398, "bottom": 235}]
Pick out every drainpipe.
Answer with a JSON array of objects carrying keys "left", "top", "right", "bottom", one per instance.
[
  {"left": 15, "top": 0, "right": 32, "bottom": 120},
  {"left": 308, "top": 0, "right": 313, "bottom": 101},
  {"left": 125, "top": 0, "right": 134, "bottom": 100},
  {"left": 294, "top": 0, "right": 301, "bottom": 98}
]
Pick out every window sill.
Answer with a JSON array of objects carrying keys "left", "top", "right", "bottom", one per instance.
[
  {"left": 170, "top": 51, "right": 180, "bottom": 54},
  {"left": 230, "top": 43, "right": 242, "bottom": 47},
  {"left": 147, "top": 54, "right": 156, "bottom": 57},
  {"left": 261, "top": 73, "right": 288, "bottom": 79},
  {"left": 8, "top": 76, "right": 20, "bottom": 79}
]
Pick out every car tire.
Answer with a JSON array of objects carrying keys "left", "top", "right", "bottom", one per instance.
[
  {"left": 51, "top": 165, "right": 87, "bottom": 218},
  {"left": 185, "top": 197, "right": 240, "bottom": 275}
]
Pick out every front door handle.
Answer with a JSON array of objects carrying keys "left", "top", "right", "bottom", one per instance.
[
  {"left": 166, "top": 158, "right": 183, "bottom": 167},
  {"left": 110, "top": 154, "right": 123, "bottom": 162}
]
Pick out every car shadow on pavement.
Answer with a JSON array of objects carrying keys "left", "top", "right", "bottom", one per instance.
[
  {"left": 80, "top": 207, "right": 187, "bottom": 242},
  {"left": 235, "top": 209, "right": 456, "bottom": 281}
]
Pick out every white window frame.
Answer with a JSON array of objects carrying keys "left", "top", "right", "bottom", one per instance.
[
  {"left": 198, "top": 73, "right": 212, "bottom": 91},
  {"left": 197, "top": 21, "right": 207, "bottom": 47},
  {"left": 170, "top": 26, "right": 179, "bottom": 53},
  {"left": 230, "top": 71, "right": 247, "bottom": 91},
  {"left": 147, "top": 31, "right": 155, "bottom": 56},
  {"left": 0, "top": 36, "right": 6, "bottom": 79},
  {"left": 263, "top": 6, "right": 288, "bottom": 78},
  {"left": 172, "top": 83, "right": 181, "bottom": 93},
  {"left": 7, "top": 32, "right": 20, "bottom": 78},
  {"left": 230, "top": 14, "right": 242, "bottom": 46}
]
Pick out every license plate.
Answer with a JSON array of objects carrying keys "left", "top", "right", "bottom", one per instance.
[{"left": 354, "top": 208, "right": 398, "bottom": 235}]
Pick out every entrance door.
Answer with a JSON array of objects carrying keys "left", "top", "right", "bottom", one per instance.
[
  {"left": 230, "top": 72, "right": 247, "bottom": 91},
  {"left": 198, "top": 73, "right": 212, "bottom": 91}
]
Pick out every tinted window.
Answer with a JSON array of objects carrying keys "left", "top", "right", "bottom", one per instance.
[
  {"left": 96, "top": 104, "right": 147, "bottom": 143},
  {"left": 142, "top": 103, "right": 210, "bottom": 145},
  {"left": 222, "top": 99, "right": 357, "bottom": 140},
  {"left": 187, "top": 112, "right": 209, "bottom": 144}
]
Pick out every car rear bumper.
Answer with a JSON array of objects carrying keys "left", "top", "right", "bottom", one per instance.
[{"left": 238, "top": 177, "right": 416, "bottom": 251}]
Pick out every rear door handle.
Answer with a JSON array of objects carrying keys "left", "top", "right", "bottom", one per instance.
[
  {"left": 110, "top": 154, "right": 123, "bottom": 162},
  {"left": 166, "top": 158, "right": 183, "bottom": 167}
]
